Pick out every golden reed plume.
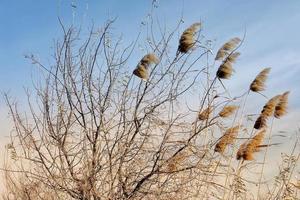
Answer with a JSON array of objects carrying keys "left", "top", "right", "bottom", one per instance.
[
  {"left": 133, "top": 53, "right": 159, "bottom": 80},
  {"left": 178, "top": 23, "right": 201, "bottom": 53},
  {"left": 215, "top": 38, "right": 241, "bottom": 79},
  {"left": 215, "top": 126, "right": 240, "bottom": 153},
  {"left": 250, "top": 68, "right": 271, "bottom": 92},
  {"left": 237, "top": 129, "right": 265, "bottom": 160},
  {"left": 254, "top": 95, "right": 280, "bottom": 129},
  {"left": 274, "top": 91, "right": 290, "bottom": 118},
  {"left": 216, "top": 52, "right": 240, "bottom": 79},
  {"left": 167, "top": 151, "right": 187, "bottom": 172},
  {"left": 215, "top": 37, "right": 241, "bottom": 61},
  {"left": 198, "top": 107, "right": 212, "bottom": 121},
  {"left": 219, "top": 105, "right": 238, "bottom": 118},
  {"left": 254, "top": 115, "right": 267, "bottom": 129},
  {"left": 261, "top": 95, "right": 281, "bottom": 117}
]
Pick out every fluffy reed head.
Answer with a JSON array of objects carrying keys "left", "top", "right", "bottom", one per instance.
[
  {"left": 133, "top": 53, "right": 159, "bottom": 80},
  {"left": 178, "top": 23, "right": 201, "bottom": 53},
  {"left": 219, "top": 105, "right": 238, "bottom": 118},
  {"left": 236, "top": 143, "right": 247, "bottom": 161},
  {"left": 274, "top": 91, "right": 290, "bottom": 119},
  {"left": 140, "top": 53, "right": 159, "bottom": 66},
  {"left": 133, "top": 65, "right": 149, "bottom": 80},
  {"left": 216, "top": 52, "right": 240, "bottom": 79},
  {"left": 167, "top": 151, "right": 187, "bottom": 172},
  {"left": 250, "top": 68, "right": 271, "bottom": 92},
  {"left": 198, "top": 107, "right": 212, "bottom": 121},
  {"left": 215, "top": 37, "right": 241, "bottom": 61},
  {"left": 236, "top": 129, "right": 265, "bottom": 160},
  {"left": 215, "top": 126, "right": 240, "bottom": 153},
  {"left": 254, "top": 95, "right": 280, "bottom": 129},
  {"left": 254, "top": 115, "right": 267, "bottom": 129},
  {"left": 261, "top": 95, "right": 281, "bottom": 117}
]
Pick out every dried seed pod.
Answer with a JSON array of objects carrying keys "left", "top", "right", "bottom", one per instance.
[
  {"left": 178, "top": 23, "right": 201, "bottom": 53},
  {"left": 274, "top": 91, "right": 289, "bottom": 118},
  {"left": 219, "top": 105, "right": 238, "bottom": 118},
  {"left": 250, "top": 68, "right": 271, "bottom": 92},
  {"left": 215, "top": 126, "right": 240, "bottom": 153}
]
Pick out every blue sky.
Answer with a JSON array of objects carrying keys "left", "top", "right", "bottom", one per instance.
[
  {"left": 0, "top": 1, "right": 299, "bottom": 96},
  {"left": 0, "top": 0, "right": 300, "bottom": 135}
]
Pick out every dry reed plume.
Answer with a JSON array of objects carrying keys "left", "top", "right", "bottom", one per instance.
[
  {"left": 215, "top": 126, "right": 240, "bottom": 153},
  {"left": 215, "top": 37, "right": 241, "bottom": 61},
  {"left": 167, "top": 151, "right": 188, "bottom": 172},
  {"left": 254, "top": 95, "right": 281, "bottom": 129},
  {"left": 236, "top": 129, "right": 266, "bottom": 160},
  {"left": 219, "top": 105, "right": 238, "bottom": 118},
  {"left": 250, "top": 67, "right": 271, "bottom": 92},
  {"left": 215, "top": 37, "right": 241, "bottom": 79},
  {"left": 198, "top": 107, "right": 212, "bottom": 120},
  {"left": 216, "top": 52, "right": 240, "bottom": 79},
  {"left": 178, "top": 23, "right": 201, "bottom": 53},
  {"left": 133, "top": 53, "right": 159, "bottom": 80},
  {"left": 274, "top": 91, "right": 290, "bottom": 118},
  {"left": 261, "top": 95, "right": 281, "bottom": 117},
  {"left": 254, "top": 115, "right": 268, "bottom": 129}
]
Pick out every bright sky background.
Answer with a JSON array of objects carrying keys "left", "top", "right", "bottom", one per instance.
[{"left": 0, "top": 0, "right": 300, "bottom": 191}]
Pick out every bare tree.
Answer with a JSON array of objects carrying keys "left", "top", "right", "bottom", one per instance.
[{"left": 2, "top": 16, "right": 298, "bottom": 200}]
